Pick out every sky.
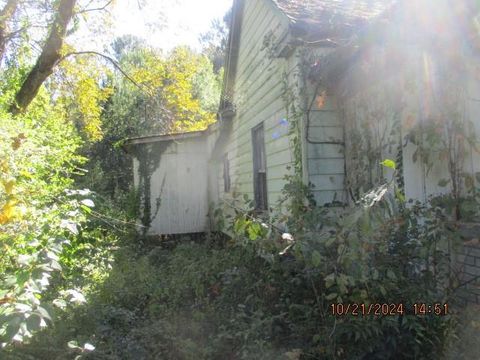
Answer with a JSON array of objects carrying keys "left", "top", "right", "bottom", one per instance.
[{"left": 111, "top": 0, "right": 233, "bottom": 51}]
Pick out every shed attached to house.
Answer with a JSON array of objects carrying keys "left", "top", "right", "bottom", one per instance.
[{"left": 125, "top": 131, "right": 210, "bottom": 235}]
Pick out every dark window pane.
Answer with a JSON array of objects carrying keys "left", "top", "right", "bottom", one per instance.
[
  {"left": 252, "top": 123, "right": 268, "bottom": 210},
  {"left": 223, "top": 153, "right": 230, "bottom": 193}
]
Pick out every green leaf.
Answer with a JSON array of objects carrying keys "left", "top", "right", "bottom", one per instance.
[
  {"left": 247, "top": 222, "right": 261, "bottom": 240},
  {"left": 26, "top": 314, "right": 42, "bottom": 332},
  {"left": 337, "top": 279, "right": 348, "bottom": 295},
  {"left": 80, "top": 199, "right": 95, "bottom": 208},
  {"left": 50, "top": 260, "right": 62, "bottom": 271},
  {"left": 16, "top": 271, "right": 30, "bottom": 287},
  {"left": 80, "top": 204, "right": 92, "bottom": 214},
  {"left": 437, "top": 178, "right": 450, "bottom": 187},
  {"left": 380, "top": 159, "right": 396, "bottom": 170},
  {"left": 311, "top": 250, "right": 322, "bottom": 267},
  {"left": 325, "top": 293, "right": 337, "bottom": 301},
  {"left": 386, "top": 269, "right": 396, "bottom": 280},
  {"left": 325, "top": 273, "right": 335, "bottom": 288},
  {"left": 465, "top": 174, "right": 474, "bottom": 190},
  {"left": 233, "top": 218, "right": 246, "bottom": 234},
  {"left": 5, "top": 317, "right": 21, "bottom": 341},
  {"left": 60, "top": 220, "right": 78, "bottom": 235},
  {"left": 68, "top": 340, "right": 81, "bottom": 349},
  {"left": 395, "top": 189, "right": 405, "bottom": 202},
  {"left": 17, "top": 254, "right": 33, "bottom": 266},
  {"left": 35, "top": 306, "right": 52, "bottom": 321},
  {"left": 65, "top": 289, "right": 86, "bottom": 304},
  {"left": 360, "top": 290, "right": 368, "bottom": 300},
  {"left": 53, "top": 299, "right": 67, "bottom": 309},
  {"left": 15, "top": 303, "right": 32, "bottom": 313}
]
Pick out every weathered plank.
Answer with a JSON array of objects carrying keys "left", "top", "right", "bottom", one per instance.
[
  {"left": 307, "top": 143, "right": 344, "bottom": 159},
  {"left": 307, "top": 126, "right": 343, "bottom": 143},
  {"left": 308, "top": 158, "right": 345, "bottom": 176},
  {"left": 308, "top": 174, "right": 345, "bottom": 191}
]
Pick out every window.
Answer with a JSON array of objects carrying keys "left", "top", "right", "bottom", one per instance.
[
  {"left": 252, "top": 123, "right": 268, "bottom": 210},
  {"left": 223, "top": 153, "right": 231, "bottom": 193}
]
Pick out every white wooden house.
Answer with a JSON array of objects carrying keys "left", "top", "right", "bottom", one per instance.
[{"left": 126, "top": 0, "right": 480, "bottom": 238}]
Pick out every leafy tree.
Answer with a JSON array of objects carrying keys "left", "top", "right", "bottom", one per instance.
[
  {"left": 0, "top": 0, "right": 224, "bottom": 349},
  {"left": 9, "top": 0, "right": 77, "bottom": 115},
  {"left": 0, "top": 0, "right": 20, "bottom": 62},
  {"left": 79, "top": 39, "right": 222, "bottom": 201},
  {"left": 199, "top": 9, "right": 231, "bottom": 73},
  {"left": 53, "top": 53, "right": 113, "bottom": 141},
  {"left": 0, "top": 0, "right": 119, "bottom": 347},
  {"left": 0, "top": 78, "right": 91, "bottom": 345}
]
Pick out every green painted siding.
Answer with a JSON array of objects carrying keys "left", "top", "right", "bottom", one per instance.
[
  {"left": 218, "top": 1, "right": 350, "bottom": 210},
  {"left": 305, "top": 94, "right": 347, "bottom": 205},
  {"left": 219, "top": 0, "right": 295, "bottom": 209}
]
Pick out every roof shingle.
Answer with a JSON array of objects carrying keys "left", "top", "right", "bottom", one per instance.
[{"left": 271, "top": 0, "right": 395, "bottom": 40}]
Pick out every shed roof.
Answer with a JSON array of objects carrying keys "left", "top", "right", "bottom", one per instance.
[{"left": 123, "top": 130, "right": 206, "bottom": 149}]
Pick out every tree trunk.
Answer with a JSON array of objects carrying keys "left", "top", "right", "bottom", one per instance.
[
  {"left": 0, "top": 0, "right": 19, "bottom": 63},
  {"left": 9, "top": 0, "right": 77, "bottom": 115}
]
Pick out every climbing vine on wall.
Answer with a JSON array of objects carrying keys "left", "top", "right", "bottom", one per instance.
[
  {"left": 340, "top": 86, "right": 405, "bottom": 203},
  {"left": 131, "top": 142, "right": 168, "bottom": 234},
  {"left": 405, "top": 59, "right": 479, "bottom": 219},
  {"left": 278, "top": 57, "right": 317, "bottom": 225}
]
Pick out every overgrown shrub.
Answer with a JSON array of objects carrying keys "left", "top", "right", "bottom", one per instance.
[
  {"left": 0, "top": 90, "right": 129, "bottom": 349},
  {"left": 225, "top": 175, "right": 461, "bottom": 358},
  {"left": 0, "top": 100, "right": 93, "bottom": 346},
  {"left": 7, "top": 189, "right": 461, "bottom": 359},
  {"left": 4, "top": 167, "right": 463, "bottom": 359}
]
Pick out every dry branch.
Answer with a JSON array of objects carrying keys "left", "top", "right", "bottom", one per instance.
[
  {"left": 60, "top": 50, "right": 150, "bottom": 93},
  {"left": 9, "top": 0, "right": 77, "bottom": 115}
]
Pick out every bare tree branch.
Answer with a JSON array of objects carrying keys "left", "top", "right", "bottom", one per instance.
[
  {"left": 60, "top": 50, "right": 152, "bottom": 94},
  {"left": 9, "top": 0, "right": 77, "bottom": 115},
  {"left": 75, "top": 0, "right": 114, "bottom": 14}
]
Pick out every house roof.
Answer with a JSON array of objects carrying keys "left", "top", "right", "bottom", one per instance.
[
  {"left": 308, "top": 0, "right": 480, "bottom": 93},
  {"left": 218, "top": 0, "right": 395, "bottom": 112},
  {"left": 271, "top": 0, "right": 395, "bottom": 41}
]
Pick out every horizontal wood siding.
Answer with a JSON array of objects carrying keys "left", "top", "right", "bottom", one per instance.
[
  {"left": 340, "top": 47, "right": 480, "bottom": 203},
  {"left": 221, "top": 0, "right": 293, "bottom": 210},
  {"left": 306, "top": 89, "right": 347, "bottom": 204}
]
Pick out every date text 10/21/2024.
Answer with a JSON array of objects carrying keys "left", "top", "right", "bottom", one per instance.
[{"left": 330, "top": 303, "right": 449, "bottom": 317}]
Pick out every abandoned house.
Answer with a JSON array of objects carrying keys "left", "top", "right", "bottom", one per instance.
[
  {"left": 125, "top": 0, "right": 480, "bottom": 301},
  {"left": 126, "top": 0, "right": 480, "bottom": 237}
]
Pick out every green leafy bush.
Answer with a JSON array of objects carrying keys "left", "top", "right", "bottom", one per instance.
[
  {"left": 6, "top": 187, "right": 460, "bottom": 359},
  {"left": 0, "top": 97, "right": 94, "bottom": 345}
]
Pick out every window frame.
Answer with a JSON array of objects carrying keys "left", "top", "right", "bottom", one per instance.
[
  {"left": 223, "top": 153, "right": 231, "bottom": 193},
  {"left": 251, "top": 122, "right": 268, "bottom": 211}
]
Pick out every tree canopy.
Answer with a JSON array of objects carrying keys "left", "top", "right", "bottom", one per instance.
[{"left": 0, "top": 0, "right": 223, "bottom": 346}]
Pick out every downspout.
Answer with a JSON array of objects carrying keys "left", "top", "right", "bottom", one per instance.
[{"left": 298, "top": 49, "right": 310, "bottom": 184}]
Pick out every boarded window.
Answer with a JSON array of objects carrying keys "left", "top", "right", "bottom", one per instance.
[
  {"left": 223, "top": 153, "right": 231, "bottom": 193},
  {"left": 252, "top": 123, "right": 268, "bottom": 210}
]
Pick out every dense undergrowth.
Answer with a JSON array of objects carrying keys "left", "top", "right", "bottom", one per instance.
[
  {"left": 0, "top": 47, "right": 474, "bottom": 360},
  {"left": 5, "top": 181, "right": 473, "bottom": 359},
  {"left": 0, "top": 107, "right": 471, "bottom": 358}
]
